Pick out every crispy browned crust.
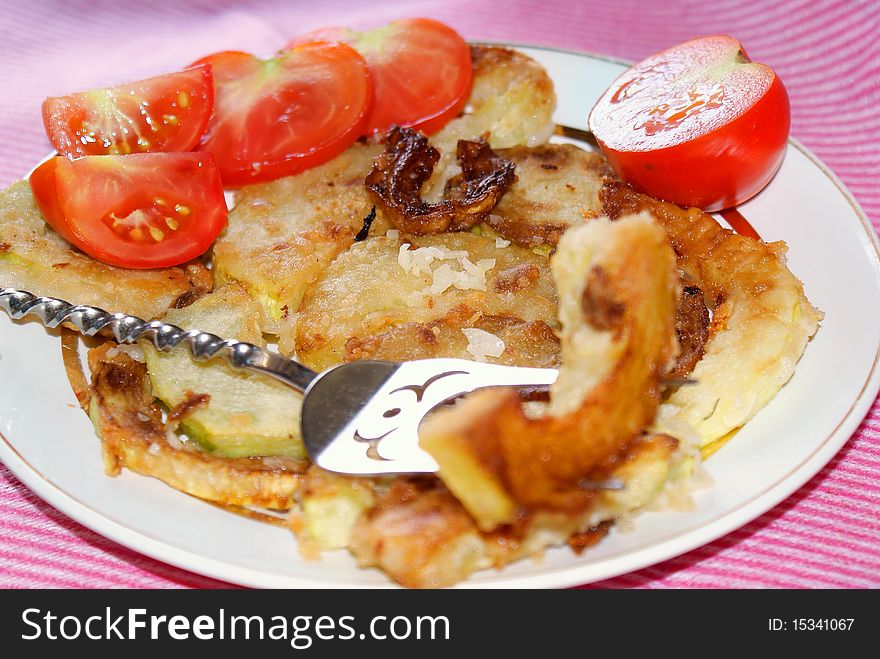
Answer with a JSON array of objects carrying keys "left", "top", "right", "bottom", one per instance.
[
  {"left": 88, "top": 343, "right": 303, "bottom": 510},
  {"left": 348, "top": 433, "right": 677, "bottom": 588},
  {"left": 420, "top": 215, "right": 679, "bottom": 516},
  {"left": 601, "top": 179, "right": 763, "bottom": 309},
  {"left": 365, "top": 126, "right": 516, "bottom": 234},
  {"left": 348, "top": 479, "right": 483, "bottom": 588},
  {"left": 567, "top": 521, "right": 612, "bottom": 554},
  {"left": 600, "top": 179, "right": 822, "bottom": 442}
]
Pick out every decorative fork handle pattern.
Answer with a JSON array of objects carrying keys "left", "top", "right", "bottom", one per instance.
[{"left": 0, "top": 287, "right": 318, "bottom": 393}]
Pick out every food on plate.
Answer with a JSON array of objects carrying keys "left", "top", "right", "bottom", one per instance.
[
  {"left": 42, "top": 65, "right": 214, "bottom": 158},
  {"left": 425, "top": 45, "right": 555, "bottom": 196},
  {"left": 486, "top": 143, "right": 610, "bottom": 247},
  {"left": 212, "top": 45, "right": 555, "bottom": 347},
  {"left": 0, "top": 179, "right": 207, "bottom": 317},
  {"left": 421, "top": 213, "right": 678, "bottom": 528},
  {"left": 601, "top": 180, "right": 822, "bottom": 444},
  {"left": 89, "top": 343, "right": 302, "bottom": 510},
  {"left": 193, "top": 42, "right": 372, "bottom": 187},
  {"left": 211, "top": 142, "right": 382, "bottom": 348},
  {"left": 141, "top": 283, "right": 306, "bottom": 459},
  {"left": 295, "top": 230, "right": 558, "bottom": 371},
  {"left": 294, "top": 18, "right": 473, "bottom": 136},
  {"left": 589, "top": 35, "right": 790, "bottom": 211},
  {"left": 365, "top": 126, "right": 516, "bottom": 234},
  {"left": 0, "top": 31, "right": 822, "bottom": 588},
  {"left": 29, "top": 152, "right": 227, "bottom": 269}
]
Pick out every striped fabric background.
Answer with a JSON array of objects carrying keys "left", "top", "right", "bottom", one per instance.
[{"left": 0, "top": 0, "right": 878, "bottom": 588}]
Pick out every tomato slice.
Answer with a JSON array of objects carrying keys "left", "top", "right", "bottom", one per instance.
[
  {"left": 589, "top": 36, "right": 790, "bottom": 211},
  {"left": 291, "top": 18, "right": 472, "bottom": 136},
  {"left": 42, "top": 65, "right": 214, "bottom": 158},
  {"left": 29, "top": 153, "right": 227, "bottom": 269},
  {"left": 193, "top": 42, "right": 371, "bottom": 187}
]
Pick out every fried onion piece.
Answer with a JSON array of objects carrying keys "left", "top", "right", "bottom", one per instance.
[
  {"left": 365, "top": 126, "right": 516, "bottom": 235},
  {"left": 88, "top": 343, "right": 303, "bottom": 510},
  {"left": 420, "top": 213, "right": 678, "bottom": 529},
  {"left": 601, "top": 181, "right": 822, "bottom": 444},
  {"left": 670, "top": 283, "right": 710, "bottom": 379}
]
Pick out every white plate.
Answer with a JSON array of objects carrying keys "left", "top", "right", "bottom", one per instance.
[{"left": 1, "top": 45, "right": 879, "bottom": 589}]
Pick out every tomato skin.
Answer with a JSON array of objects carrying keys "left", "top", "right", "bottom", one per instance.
[
  {"left": 289, "top": 18, "right": 473, "bottom": 136},
  {"left": 42, "top": 65, "right": 214, "bottom": 158},
  {"left": 29, "top": 153, "right": 227, "bottom": 269},
  {"left": 589, "top": 36, "right": 791, "bottom": 211},
  {"left": 194, "top": 42, "right": 372, "bottom": 187},
  {"left": 28, "top": 157, "right": 78, "bottom": 244}
]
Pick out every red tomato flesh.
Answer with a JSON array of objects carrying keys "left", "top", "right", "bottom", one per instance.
[
  {"left": 29, "top": 153, "right": 227, "bottom": 269},
  {"left": 290, "top": 18, "right": 473, "bottom": 136},
  {"left": 589, "top": 36, "right": 790, "bottom": 211},
  {"left": 42, "top": 65, "right": 213, "bottom": 158},
  {"left": 193, "top": 42, "right": 371, "bottom": 187}
]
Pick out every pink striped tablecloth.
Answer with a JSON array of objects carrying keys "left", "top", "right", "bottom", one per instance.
[{"left": 1, "top": 0, "right": 878, "bottom": 588}]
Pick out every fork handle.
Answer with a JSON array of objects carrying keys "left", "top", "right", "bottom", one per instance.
[{"left": 0, "top": 287, "right": 318, "bottom": 393}]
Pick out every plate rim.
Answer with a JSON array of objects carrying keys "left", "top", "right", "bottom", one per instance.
[{"left": 1, "top": 43, "right": 878, "bottom": 589}]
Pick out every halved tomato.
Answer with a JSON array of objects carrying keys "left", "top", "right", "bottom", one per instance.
[
  {"left": 589, "top": 36, "right": 790, "bottom": 211},
  {"left": 193, "top": 42, "right": 371, "bottom": 187},
  {"left": 42, "top": 65, "right": 214, "bottom": 158},
  {"left": 290, "top": 18, "right": 473, "bottom": 136},
  {"left": 29, "top": 153, "right": 227, "bottom": 269}
]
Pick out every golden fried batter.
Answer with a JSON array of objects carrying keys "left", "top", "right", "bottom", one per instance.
[
  {"left": 88, "top": 343, "right": 303, "bottom": 510},
  {"left": 601, "top": 181, "right": 822, "bottom": 443},
  {"left": 419, "top": 213, "right": 679, "bottom": 528},
  {"left": 344, "top": 314, "right": 559, "bottom": 367},
  {"left": 212, "top": 144, "right": 383, "bottom": 349},
  {"left": 487, "top": 143, "right": 609, "bottom": 247},
  {"left": 295, "top": 231, "right": 558, "bottom": 371},
  {"left": 347, "top": 434, "right": 678, "bottom": 588}
]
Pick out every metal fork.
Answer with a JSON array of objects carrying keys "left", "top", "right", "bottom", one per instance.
[{"left": 0, "top": 287, "right": 621, "bottom": 488}]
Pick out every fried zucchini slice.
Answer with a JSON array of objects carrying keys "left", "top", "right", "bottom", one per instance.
[
  {"left": 420, "top": 213, "right": 679, "bottom": 529},
  {"left": 601, "top": 181, "right": 822, "bottom": 444},
  {"left": 0, "top": 180, "right": 201, "bottom": 318},
  {"left": 292, "top": 467, "right": 376, "bottom": 553},
  {"left": 88, "top": 343, "right": 302, "bottom": 510},
  {"left": 295, "top": 231, "right": 558, "bottom": 371},
  {"left": 486, "top": 143, "right": 610, "bottom": 247},
  {"left": 431, "top": 46, "right": 556, "bottom": 156},
  {"left": 212, "top": 143, "right": 382, "bottom": 349},
  {"left": 141, "top": 283, "right": 306, "bottom": 459}
]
